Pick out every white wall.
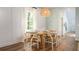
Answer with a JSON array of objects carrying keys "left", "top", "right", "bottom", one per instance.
[
  {"left": 46, "top": 8, "right": 75, "bottom": 35},
  {"left": 0, "top": 8, "right": 13, "bottom": 47},
  {"left": 64, "top": 8, "right": 75, "bottom": 32},
  {"left": 12, "top": 8, "right": 25, "bottom": 43},
  {"left": 0, "top": 7, "right": 24, "bottom": 47},
  {"left": 46, "top": 8, "right": 64, "bottom": 35},
  {"left": 76, "top": 8, "right": 79, "bottom": 41},
  {"left": 0, "top": 7, "right": 46, "bottom": 47},
  {"left": 35, "top": 8, "right": 46, "bottom": 31}
]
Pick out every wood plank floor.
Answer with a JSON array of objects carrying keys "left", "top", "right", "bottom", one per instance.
[
  {"left": 56, "top": 36, "right": 77, "bottom": 51},
  {"left": 18, "top": 35, "right": 77, "bottom": 51},
  {"left": 0, "top": 33, "right": 77, "bottom": 51},
  {"left": 0, "top": 42, "right": 24, "bottom": 51}
]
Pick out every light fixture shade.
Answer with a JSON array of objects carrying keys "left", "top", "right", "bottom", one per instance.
[{"left": 40, "top": 8, "right": 50, "bottom": 16}]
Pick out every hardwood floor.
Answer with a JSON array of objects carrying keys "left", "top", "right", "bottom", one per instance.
[
  {"left": 0, "top": 34, "right": 77, "bottom": 51},
  {"left": 0, "top": 42, "right": 24, "bottom": 51},
  {"left": 56, "top": 36, "right": 77, "bottom": 51},
  {"left": 19, "top": 35, "right": 77, "bottom": 51}
]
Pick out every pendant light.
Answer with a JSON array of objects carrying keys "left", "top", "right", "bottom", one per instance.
[{"left": 40, "top": 8, "right": 50, "bottom": 16}]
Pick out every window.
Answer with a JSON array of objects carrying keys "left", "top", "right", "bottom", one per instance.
[
  {"left": 27, "top": 12, "right": 33, "bottom": 30},
  {"left": 24, "top": 8, "right": 36, "bottom": 32}
]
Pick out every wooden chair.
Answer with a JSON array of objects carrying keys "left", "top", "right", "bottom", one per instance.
[
  {"left": 24, "top": 32, "right": 40, "bottom": 51},
  {"left": 45, "top": 30, "right": 61, "bottom": 51},
  {"left": 45, "top": 31, "right": 54, "bottom": 50}
]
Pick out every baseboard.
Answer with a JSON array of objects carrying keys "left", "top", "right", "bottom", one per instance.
[{"left": 0, "top": 42, "right": 24, "bottom": 51}]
